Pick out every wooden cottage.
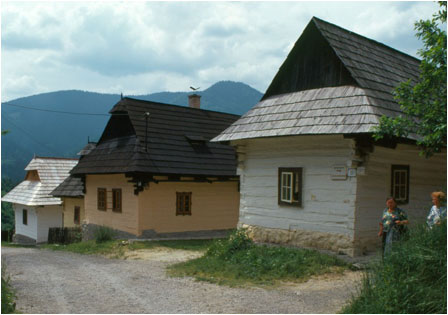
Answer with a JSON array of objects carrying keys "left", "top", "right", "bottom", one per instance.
[
  {"left": 69, "top": 96, "right": 240, "bottom": 239},
  {"left": 212, "top": 17, "right": 447, "bottom": 256},
  {"left": 2, "top": 157, "right": 78, "bottom": 243}
]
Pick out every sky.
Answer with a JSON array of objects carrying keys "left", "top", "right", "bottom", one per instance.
[{"left": 0, "top": 1, "right": 441, "bottom": 102}]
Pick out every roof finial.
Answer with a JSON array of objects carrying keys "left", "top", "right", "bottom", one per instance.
[{"left": 121, "top": 93, "right": 123, "bottom": 100}]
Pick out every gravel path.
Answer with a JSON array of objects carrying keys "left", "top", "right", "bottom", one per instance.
[{"left": 2, "top": 247, "right": 362, "bottom": 314}]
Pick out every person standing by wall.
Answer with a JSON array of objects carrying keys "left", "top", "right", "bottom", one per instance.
[
  {"left": 426, "top": 191, "right": 447, "bottom": 228},
  {"left": 378, "top": 197, "right": 409, "bottom": 256}
]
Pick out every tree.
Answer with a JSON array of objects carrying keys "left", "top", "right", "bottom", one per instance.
[{"left": 373, "top": 2, "right": 447, "bottom": 157}]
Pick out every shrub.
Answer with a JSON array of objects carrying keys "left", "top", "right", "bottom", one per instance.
[
  {"left": 343, "top": 222, "right": 447, "bottom": 314},
  {"left": 1, "top": 266, "right": 16, "bottom": 314},
  {"left": 94, "top": 226, "right": 115, "bottom": 243},
  {"left": 206, "top": 228, "right": 253, "bottom": 258}
]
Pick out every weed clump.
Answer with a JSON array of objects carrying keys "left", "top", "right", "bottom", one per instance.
[
  {"left": 1, "top": 266, "right": 16, "bottom": 314},
  {"left": 94, "top": 226, "right": 115, "bottom": 243},
  {"left": 342, "top": 222, "right": 447, "bottom": 314}
]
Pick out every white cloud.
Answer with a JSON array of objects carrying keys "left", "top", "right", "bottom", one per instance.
[{"left": 1, "top": 1, "right": 441, "bottom": 101}]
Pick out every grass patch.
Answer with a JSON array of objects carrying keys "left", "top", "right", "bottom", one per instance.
[
  {"left": 1, "top": 241, "right": 36, "bottom": 248},
  {"left": 128, "top": 239, "right": 217, "bottom": 251},
  {"left": 167, "top": 229, "right": 349, "bottom": 287},
  {"left": 1, "top": 266, "right": 17, "bottom": 314},
  {"left": 342, "top": 222, "right": 447, "bottom": 314},
  {"left": 41, "top": 240, "right": 126, "bottom": 258}
]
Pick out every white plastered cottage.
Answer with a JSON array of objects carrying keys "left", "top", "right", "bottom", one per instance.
[
  {"left": 212, "top": 17, "right": 447, "bottom": 256},
  {"left": 2, "top": 157, "right": 78, "bottom": 244}
]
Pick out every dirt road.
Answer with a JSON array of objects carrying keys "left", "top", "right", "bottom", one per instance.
[{"left": 2, "top": 247, "right": 362, "bottom": 314}]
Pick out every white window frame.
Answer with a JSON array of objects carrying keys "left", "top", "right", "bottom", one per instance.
[{"left": 280, "top": 172, "right": 293, "bottom": 203}]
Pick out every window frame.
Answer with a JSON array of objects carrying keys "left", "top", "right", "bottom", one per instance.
[
  {"left": 22, "top": 209, "right": 28, "bottom": 225},
  {"left": 97, "top": 188, "right": 107, "bottom": 211},
  {"left": 74, "top": 206, "right": 81, "bottom": 225},
  {"left": 278, "top": 167, "right": 303, "bottom": 207},
  {"left": 176, "top": 192, "right": 192, "bottom": 216},
  {"left": 391, "top": 165, "right": 410, "bottom": 204},
  {"left": 112, "top": 189, "right": 122, "bottom": 213}
]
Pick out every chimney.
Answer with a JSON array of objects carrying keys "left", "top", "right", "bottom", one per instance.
[{"left": 188, "top": 94, "right": 201, "bottom": 109}]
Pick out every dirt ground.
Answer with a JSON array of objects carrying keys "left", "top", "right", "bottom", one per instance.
[{"left": 2, "top": 246, "right": 363, "bottom": 314}]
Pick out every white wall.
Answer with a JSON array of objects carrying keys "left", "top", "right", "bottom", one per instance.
[
  {"left": 14, "top": 204, "right": 38, "bottom": 241},
  {"left": 234, "top": 135, "right": 356, "bottom": 238},
  {"left": 36, "top": 205, "right": 63, "bottom": 243},
  {"left": 355, "top": 144, "right": 447, "bottom": 251}
]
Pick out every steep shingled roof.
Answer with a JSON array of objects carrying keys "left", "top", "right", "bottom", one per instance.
[
  {"left": 2, "top": 157, "right": 78, "bottom": 206},
  {"left": 70, "top": 97, "right": 240, "bottom": 177},
  {"left": 213, "top": 17, "right": 420, "bottom": 142}
]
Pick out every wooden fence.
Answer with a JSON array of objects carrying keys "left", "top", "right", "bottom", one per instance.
[{"left": 48, "top": 227, "right": 82, "bottom": 244}]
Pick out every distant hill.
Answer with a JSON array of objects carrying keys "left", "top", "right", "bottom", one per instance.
[{"left": 1, "top": 81, "right": 262, "bottom": 181}]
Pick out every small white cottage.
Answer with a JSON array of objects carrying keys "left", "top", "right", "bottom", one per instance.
[
  {"left": 213, "top": 17, "right": 447, "bottom": 256},
  {"left": 2, "top": 157, "right": 78, "bottom": 244}
]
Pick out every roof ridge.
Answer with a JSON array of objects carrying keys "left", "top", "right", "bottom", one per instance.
[
  {"left": 311, "top": 16, "right": 420, "bottom": 63},
  {"left": 122, "top": 97, "right": 240, "bottom": 118},
  {"left": 33, "top": 156, "right": 79, "bottom": 161}
]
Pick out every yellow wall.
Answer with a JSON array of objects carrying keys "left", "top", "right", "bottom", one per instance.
[
  {"left": 84, "top": 174, "right": 139, "bottom": 235},
  {"left": 138, "top": 181, "right": 240, "bottom": 234},
  {"left": 85, "top": 174, "right": 240, "bottom": 236},
  {"left": 62, "top": 197, "right": 85, "bottom": 228}
]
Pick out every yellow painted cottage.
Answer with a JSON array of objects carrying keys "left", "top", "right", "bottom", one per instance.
[{"left": 67, "top": 95, "right": 241, "bottom": 239}]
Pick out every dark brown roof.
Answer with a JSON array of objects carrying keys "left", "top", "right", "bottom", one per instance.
[
  {"left": 213, "top": 17, "right": 421, "bottom": 142},
  {"left": 71, "top": 97, "right": 240, "bottom": 177},
  {"left": 50, "top": 175, "right": 84, "bottom": 197}
]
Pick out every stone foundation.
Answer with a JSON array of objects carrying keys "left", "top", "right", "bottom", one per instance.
[
  {"left": 82, "top": 223, "right": 233, "bottom": 241},
  {"left": 242, "top": 224, "right": 360, "bottom": 257},
  {"left": 13, "top": 233, "right": 36, "bottom": 245}
]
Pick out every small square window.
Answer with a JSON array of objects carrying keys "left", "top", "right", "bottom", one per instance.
[
  {"left": 98, "top": 188, "right": 107, "bottom": 211},
  {"left": 391, "top": 165, "right": 410, "bottom": 204},
  {"left": 278, "top": 168, "right": 302, "bottom": 207},
  {"left": 176, "top": 192, "right": 192, "bottom": 215},
  {"left": 112, "top": 189, "right": 122, "bottom": 213},
  {"left": 22, "top": 209, "right": 28, "bottom": 225}
]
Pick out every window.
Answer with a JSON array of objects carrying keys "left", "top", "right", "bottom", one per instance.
[
  {"left": 176, "top": 192, "right": 192, "bottom": 215},
  {"left": 391, "top": 165, "right": 410, "bottom": 204},
  {"left": 97, "top": 188, "right": 107, "bottom": 210},
  {"left": 74, "top": 206, "right": 80, "bottom": 225},
  {"left": 112, "top": 189, "right": 122, "bottom": 213},
  {"left": 22, "top": 209, "right": 28, "bottom": 225},
  {"left": 278, "top": 168, "right": 302, "bottom": 207}
]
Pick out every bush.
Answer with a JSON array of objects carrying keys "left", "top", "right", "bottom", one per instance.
[
  {"left": 206, "top": 228, "right": 253, "bottom": 258},
  {"left": 343, "top": 222, "right": 447, "bottom": 314},
  {"left": 94, "top": 226, "right": 115, "bottom": 243},
  {"left": 1, "top": 266, "right": 16, "bottom": 314}
]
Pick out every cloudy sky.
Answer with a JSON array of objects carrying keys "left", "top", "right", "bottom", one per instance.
[{"left": 1, "top": 1, "right": 440, "bottom": 101}]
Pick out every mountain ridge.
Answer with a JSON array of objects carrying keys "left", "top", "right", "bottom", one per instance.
[{"left": 2, "top": 80, "right": 262, "bottom": 181}]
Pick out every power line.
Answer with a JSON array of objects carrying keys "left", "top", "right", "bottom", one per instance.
[{"left": 2, "top": 102, "right": 126, "bottom": 116}]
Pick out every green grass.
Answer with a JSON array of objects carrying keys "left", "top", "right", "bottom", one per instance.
[
  {"left": 342, "top": 222, "right": 447, "bottom": 314},
  {"left": 1, "top": 266, "right": 17, "bottom": 314},
  {"left": 1, "top": 241, "right": 36, "bottom": 248},
  {"left": 41, "top": 240, "right": 126, "bottom": 258},
  {"left": 167, "top": 229, "right": 349, "bottom": 287},
  {"left": 128, "top": 239, "right": 217, "bottom": 251}
]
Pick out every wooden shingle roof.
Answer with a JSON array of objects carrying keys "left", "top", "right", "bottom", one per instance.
[
  {"left": 50, "top": 175, "right": 84, "bottom": 198},
  {"left": 213, "top": 17, "right": 421, "bottom": 142},
  {"left": 70, "top": 98, "right": 240, "bottom": 177},
  {"left": 2, "top": 157, "right": 78, "bottom": 206}
]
